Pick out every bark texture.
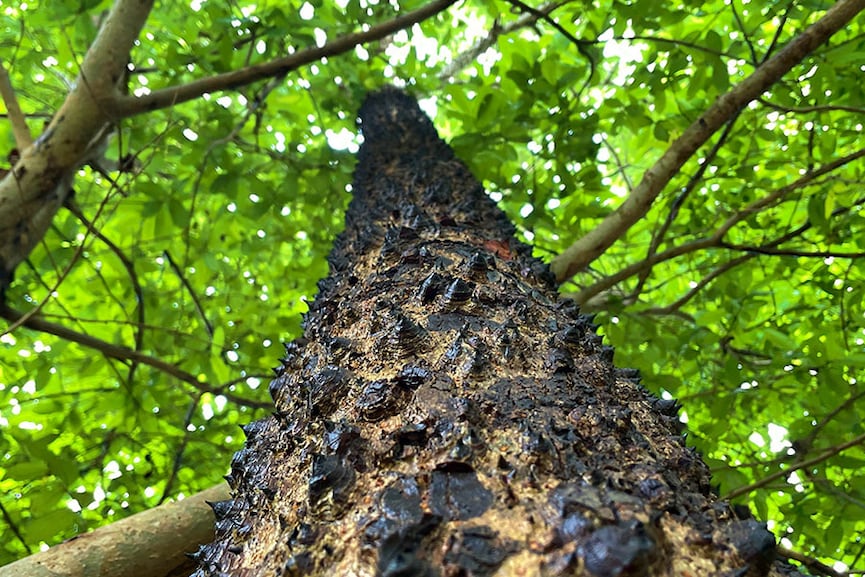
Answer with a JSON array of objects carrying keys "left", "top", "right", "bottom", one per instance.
[{"left": 191, "top": 89, "right": 802, "bottom": 577}]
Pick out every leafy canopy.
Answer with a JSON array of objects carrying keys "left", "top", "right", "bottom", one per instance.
[{"left": 1, "top": 0, "right": 864, "bottom": 572}]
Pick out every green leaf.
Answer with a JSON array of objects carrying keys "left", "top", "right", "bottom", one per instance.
[
  {"left": 168, "top": 198, "right": 188, "bottom": 228},
  {"left": 5, "top": 461, "right": 49, "bottom": 480},
  {"left": 25, "top": 509, "right": 77, "bottom": 542},
  {"left": 761, "top": 328, "right": 798, "bottom": 352}
]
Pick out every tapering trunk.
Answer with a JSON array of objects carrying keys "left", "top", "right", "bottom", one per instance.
[{"left": 191, "top": 89, "right": 799, "bottom": 577}]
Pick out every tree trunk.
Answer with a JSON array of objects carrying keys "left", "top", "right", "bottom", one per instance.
[{"left": 190, "top": 89, "right": 801, "bottom": 577}]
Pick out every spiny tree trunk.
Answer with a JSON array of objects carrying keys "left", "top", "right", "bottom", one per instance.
[{"left": 191, "top": 89, "right": 800, "bottom": 577}]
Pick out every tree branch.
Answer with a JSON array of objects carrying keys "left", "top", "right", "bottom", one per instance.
[
  {"left": 65, "top": 201, "right": 147, "bottom": 384},
  {"left": 638, "top": 254, "right": 753, "bottom": 316},
  {"left": 761, "top": 2, "right": 794, "bottom": 63},
  {"left": 730, "top": 0, "right": 760, "bottom": 65},
  {"left": 634, "top": 109, "right": 743, "bottom": 297},
  {"left": 0, "top": 483, "right": 230, "bottom": 577},
  {"left": 550, "top": 0, "right": 865, "bottom": 283},
  {"left": 568, "top": 147, "right": 865, "bottom": 304},
  {"left": 0, "top": 499, "right": 31, "bottom": 555},
  {"left": 159, "top": 393, "right": 203, "bottom": 505},
  {"left": 719, "top": 242, "right": 865, "bottom": 259},
  {"left": 439, "top": 1, "right": 567, "bottom": 79},
  {"left": 163, "top": 250, "right": 213, "bottom": 338},
  {"left": 777, "top": 546, "right": 844, "bottom": 577},
  {"left": 109, "top": 0, "right": 457, "bottom": 118},
  {"left": 802, "top": 389, "right": 865, "bottom": 453},
  {"left": 0, "top": 0, "right": 154, "bottom": 291},
  {"left": 0, "top": 61, "right": 32, "bottom": 149},
  {"left": 759, "top": 97, "right": 865, "bottom": 115},
  {"left": 723, "top": 430, "right": 865, "bottom": 501},
  {"left": 614, "top": 34, "right": 738, "bottom": 60},
  {"left": 0, "top": 303, "right": 269, "bottom": 410},
  {"left": 503, "top": 0, "right": 596, "bottom": 94}
]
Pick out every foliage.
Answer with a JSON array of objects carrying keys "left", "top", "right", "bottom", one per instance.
[{"left": 1, "top": 0, "right": 864, "bottom": 572}]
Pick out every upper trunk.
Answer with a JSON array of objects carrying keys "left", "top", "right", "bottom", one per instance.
[{"left": 191, "top": 89, "right": 800, "bottom": 577}]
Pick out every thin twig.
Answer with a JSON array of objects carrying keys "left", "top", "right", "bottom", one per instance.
[
  {"left": 569, "top": 148, "right": 865, "bottom": 304},
  {"left": 503, "top": 0, "right": 595, "bottom": 94},
  {"left": 615, "top": 34, "right": 737, "bottom": 59},
  {"left": 719, "top": 242, "right": 865, "bottom": 258},
  {"left": 163, "top": 250, "right": 213, "bottom": 338},
  {"left": 730, "top": 0, "right": 760, "bottom": 65},
  {"left": 759, "top": 98, "right": 865, "bottom": 115},
  {"left": 600, "top": 135, "right": 634, "bottom": 193},
  {"left": 0, "top": 499, "right": 31, "bottom": 555},
  {"left": 723, "top": 431, "right": 865, "bottom": 500},
  {"left": 776, "top": 546, "right": 844, "bottom": 577},
  {"left": 0, "top": 303, "right": 269, "bottom": 410},
  {"left": 2, "top": 173, "right": 123, "bottom": 336},
  {"left": 439, "top": 1, "right": 569, "bottom": 79},
  {"left": 65, "top": 201, "right": 146, "bottom": 383},
  {"left": 634, "top": 109, "right": 743, "bottom": 298},
  {"left": 639, "top": 255, "right": 753, "bottom": 316},
  {"left": 158, "top": 393, "right": 203, "bottom": 505},
  {"left": 761, "top": 2, "right": 794, "bottom": 63}
]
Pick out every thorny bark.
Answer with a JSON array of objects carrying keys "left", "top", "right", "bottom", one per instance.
[{"left": 191, "top": 89, "right": 804, "bottom": 576}]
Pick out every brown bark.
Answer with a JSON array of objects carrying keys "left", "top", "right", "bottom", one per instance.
[
  {"left": 0, "top": 483, "right": 228, "bottom": 577},
  {"left": 190, "top": 89, "right": 805, "bottom": 576}
]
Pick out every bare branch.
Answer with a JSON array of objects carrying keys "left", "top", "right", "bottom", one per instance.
[
  {"left": 599, "top": 135, "right": 634, "bottom": 193},
  {"left": 0, "top": 483, "right": 230, "bottom": 577},
  {"left": 0, "top": 499, "right": 31, "bottom": 555},
  {"left": 163, "top": 250, "right": 214, "bottom": 339},
  {"left": 710, "top": 148, "right": 865, "bottom": 240},
  {"left": 504, "top": 0, "right": 592, "bottom": 48},
  {"left": 804, "top": 390, "right": 865, "bottom": 452},
  {"left": 159, "top": 393, "right": 203, "bottom": 505},
  {"left": 761, "top": 3, "right": 794, "bottom": 63},
  {"left": 504, "top": 0, "right": 595, "bottom": 94},
  {"left": 110, "top": 0, "right": 457, "bottom": 118},
  {"left": 634, "top": 110, "right": 743, "bottom": 297},
  {"left": 550, "top": 0, "right": 865, "bottom": 283},
  {"left": 730, "top": 0, "right": 760, "bottom": 65},
  {"left": 65, "top": 200, "right": 147, "bottom": 383},
  {"left": 614, "top": 34, "right": 739, "bottom": 60}
]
